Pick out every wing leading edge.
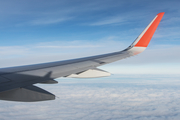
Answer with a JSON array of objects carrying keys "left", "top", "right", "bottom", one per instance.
[{"left": 0, "top": 12, "right": 164, "bottom": 102}]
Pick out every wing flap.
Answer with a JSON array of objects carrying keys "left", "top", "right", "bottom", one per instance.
[
  {"left": 40, "top": 79, "right": 58, "bottom": 84},
  {"left": 67, "top": 68, "right": 111, "bottom": 78},
  {"left": 0, "top": 85, "right": 55, "bottom": 102}
]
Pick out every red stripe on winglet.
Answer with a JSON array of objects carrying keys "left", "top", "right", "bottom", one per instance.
[{"left": 135, "top": 12, "right": 164, "bottom": 47}]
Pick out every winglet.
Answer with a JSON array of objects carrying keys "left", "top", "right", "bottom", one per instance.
[{"left": 131, "top": 12, "right": 164, "bottom": 47}]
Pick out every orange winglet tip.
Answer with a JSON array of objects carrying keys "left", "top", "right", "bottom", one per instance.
[{"left": 134, "top": 12, "right": 165, "bottom": 47}]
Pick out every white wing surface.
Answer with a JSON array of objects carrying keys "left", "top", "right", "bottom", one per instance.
[{"left": 0, "top": 12, "right": 164, "bottom": 102}]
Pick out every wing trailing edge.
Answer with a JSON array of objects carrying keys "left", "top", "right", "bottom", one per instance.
[{"left": 67, "top": 68, "right": 111, "bottom": 78}]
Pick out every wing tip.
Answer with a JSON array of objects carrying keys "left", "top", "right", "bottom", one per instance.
[
  {"left": 157, "top": 12, "right": 165, "bottom": 16},
  {"left": 133, "top": 12, "right": 165, "bottom": 47}
]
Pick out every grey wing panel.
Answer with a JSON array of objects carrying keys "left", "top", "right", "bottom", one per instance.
[
  {"left": 0, "top": 47, "right": 140, "bottom": 94},
  {"left": 0, "top": 49, "right": 134, "bottom": 83},
  {"left": 0, "top": 50, "right": 129, "bottom": 75},
  {"left": 0, "top": 47, "right": 145, "bottom": 100},
  {"left": 0, "top": 76, "right": 10, "bottom": 83}
]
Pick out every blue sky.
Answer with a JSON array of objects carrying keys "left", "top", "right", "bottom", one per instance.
[
  {"left": 0, "top": 1, "right": 180, "bottom": 120},
  {"left": 0, "top": 0, "right": 179, "bottom": 74}
]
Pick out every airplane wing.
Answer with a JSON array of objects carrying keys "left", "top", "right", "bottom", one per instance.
[{"left": 0, "top": 12, "right": 164, "bottom": 102}]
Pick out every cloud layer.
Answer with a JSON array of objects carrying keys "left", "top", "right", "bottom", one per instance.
[{"left": 0, "top": 75, "right": 180, "bottom": 120}]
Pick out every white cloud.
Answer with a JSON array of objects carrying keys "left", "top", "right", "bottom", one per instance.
[
  {"left": 30, "top": 17, "right": 73, "bottom": 25},
  {"left": 1, "top": 75, "right": 180, "bottom": 120},
  {"left": 0, "top": 46, "right": 29, "bottom": 56},
  {"left": 89, "top": 16, "right": 125, "bottom": 26},
  {"left": 36, "top": 45, "right": 101, "bottom": 48},
  {"left": 0, "top": 39, "right": 125, "bottom": 67}
]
